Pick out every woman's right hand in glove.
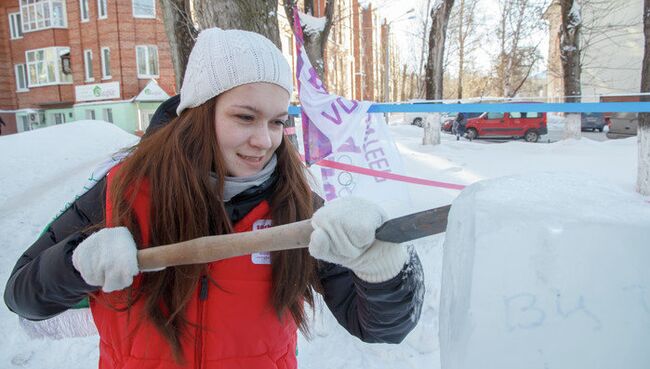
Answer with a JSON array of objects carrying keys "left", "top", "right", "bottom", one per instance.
[{"left": 71, "top": 227, "right": 140, "bottom": 293}]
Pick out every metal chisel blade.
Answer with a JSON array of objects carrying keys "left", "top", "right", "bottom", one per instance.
[{"left": 374, "top": 204, "right": 451, "bottom": 243}]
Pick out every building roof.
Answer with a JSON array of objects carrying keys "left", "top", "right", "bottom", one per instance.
[{"left": 134, "top": 80, "right": 171, "bottom": 102}]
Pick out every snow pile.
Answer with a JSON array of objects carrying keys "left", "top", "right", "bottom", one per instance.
[
  {"left": 299, "top": 12, "right": 326, "bottom": 35},
  {"left": 0, "top": 120, "right": 646, "bottom": 369},
  {"left": 568, "top": 0, "right": 582, "bottom": 29},
  {"left": 439, "top": 173, "right": 650, "bottom": 369},
  {"left": 0, "top": 121, "right": 137, "bottom": 236},
  {"left": 0, "top": 121, "right": 137, "bottom": 369}
]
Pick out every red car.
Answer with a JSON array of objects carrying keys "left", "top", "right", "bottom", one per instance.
[
  {"left": 465, "top": 111, "right": 548, "bottom": 142},
  {"left": 442, "top": 119, "right": 453, "bottom": 132}
]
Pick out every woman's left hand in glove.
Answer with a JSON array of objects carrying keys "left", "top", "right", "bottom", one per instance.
[{"left": 308, "top": 196, "right": 409, "bottom": 283}]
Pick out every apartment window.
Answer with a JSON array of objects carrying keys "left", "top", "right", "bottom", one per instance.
[
  {"left": 102, "top": 108, "right": 113, "bottom": 123},
  {"left": 84, "top": 49, "right": 94, "bottom": 81},
  {"left": 26, "top": 47, "right": 73, "bottom": 87},
  {"left": 15, "top": 64, "right": 28, "bottom": 92},
  {"left": 85, "top": 109, "right": 95, "bottom": 120},
  {"left": 101, "top": 47, "right": 111, "bottom": 79},
  {"left": 53, "top": 112, "right": 66, "bottom": 124},
  {"left": 9, "top": 12, "right": 23, "bottom": 39},
  {"left": 20, "top": 0, "right": 67, "bottom": 32},
  {"left": 80, "top": 0, "right": 89, "bottom": 21},
  {"left": 135, "top": 45, "right": 158, "bottom": 78},
  {"left": 97, "top": 0, "right": 107, "bottom": 19},
  {"left": 132, "top": 0, "right": 154, "bottom": 18}
]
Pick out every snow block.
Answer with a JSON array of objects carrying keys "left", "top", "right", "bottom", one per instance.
[{"left": 439, "top": 173, "right": 650, "bottom": 369}]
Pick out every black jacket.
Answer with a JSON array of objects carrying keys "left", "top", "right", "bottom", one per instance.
[
  {"left": 4, "top": 174, "right": 424, "bottom": 344},
  {"left": 455, "top": 113, "right": 467, "bottom": 126}
]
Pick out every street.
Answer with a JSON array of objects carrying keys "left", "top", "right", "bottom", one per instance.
[
  {"left": 445, "top": 128, "right": 610, "bottom": 144},
  {"left": 542, "top": 128, "right": 608, "bottom": 143}
]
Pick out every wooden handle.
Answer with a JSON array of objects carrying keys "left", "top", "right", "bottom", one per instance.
[{"left": 137, "top": 219, "right": 314, "bottom": 271}]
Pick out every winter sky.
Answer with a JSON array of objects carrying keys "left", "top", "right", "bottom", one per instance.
[{"left": 368, "top": 0, "right": 550, "bottom": 74}]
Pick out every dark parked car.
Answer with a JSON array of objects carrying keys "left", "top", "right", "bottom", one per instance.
[{"left": 581, "top": 112, "right": 609, "bottom": 132}]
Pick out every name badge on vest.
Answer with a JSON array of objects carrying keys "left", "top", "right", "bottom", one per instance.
[{"left": 252, "top": 219, "right": 272, "bottom": 265}]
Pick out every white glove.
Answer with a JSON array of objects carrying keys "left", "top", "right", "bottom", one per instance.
[
  {"left": 72, "top": 227, "right": 140, "bottom": 293},
  {"left": 309, "top": 197, "right": 409, "bottom": 283}
]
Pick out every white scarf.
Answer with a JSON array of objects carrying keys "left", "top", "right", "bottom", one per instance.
[{"left": 222, "top": 154, "right": 277, "bottom": 202}]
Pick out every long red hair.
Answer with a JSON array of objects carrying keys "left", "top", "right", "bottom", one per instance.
[{"left": 107, "top": 97, "right": 319, "bottom": 363}]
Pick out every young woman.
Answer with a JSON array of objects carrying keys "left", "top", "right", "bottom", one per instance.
[{"left": 4, "top": 28, "right": 424, "bottom": 369}]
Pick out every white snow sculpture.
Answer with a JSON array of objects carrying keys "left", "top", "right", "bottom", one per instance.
[{"left": 439, "top": 173, "right": 650, "bottom": 369}]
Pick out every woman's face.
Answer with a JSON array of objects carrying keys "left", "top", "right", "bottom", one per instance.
[{"left": 214, "top": 83, "right": 290, "bottom": 177}]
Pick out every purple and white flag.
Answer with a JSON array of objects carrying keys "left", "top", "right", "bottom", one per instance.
[{"left": 293, "top": 10, "right": 410, "bottom": 210}]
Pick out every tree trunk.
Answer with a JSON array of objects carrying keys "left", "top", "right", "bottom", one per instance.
[
  {"left": 159, "top": 0, "right": 197, "bottom": 89},
  {"left": 422, "top": 113, "right": 441, "bottom": 145},
  {"left": 418, "top": 0, "right": 433, "bottom": 98},
  {"left": 559, "top": 0, "right": 582, "bottom": 102},
  {"left": 392, "top": 58, "right": 399, "bottom": 101},
  {"left": 425, "top": 0, "right": 455, "bottom": 100},
  {"left": 410, "top": 72, "right": 417, "bottom": 99},
  {"left": 493, "top": 0, "right": 542, "bottom": 98},
  {"left": 283, "top": 0, "right": 335, "bottom": 81},
  {"left": 497, "top": 0, "right": 510, "bottom": 97},
  {"left": 506, "top": 1, "right": 527, "bottom": 97},
  {"left": 638, "top": 0, "right": 650, "bottom": 195},
  {"left": 193, "top": 0, "right": 281, "bottom": 48},
  {"left": 563, "top": 113, "right": 581, "bottom": 140},
  {"left": 456, "top": 0, "right": 464, "bottom": 99},
  {"left": 401, "top": 64, "right": 408, "bottom": 101},
  {"left": 159, "top": 0, "right": 282, "bottom": 90}
]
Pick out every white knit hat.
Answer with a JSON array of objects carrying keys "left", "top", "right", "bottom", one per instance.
[{"left": 176, "top": 28, "right": 293, "bottom": 115}]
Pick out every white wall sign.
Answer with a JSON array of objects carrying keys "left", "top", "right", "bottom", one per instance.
[
  {"left": 134, "top": 80, "right": 170, "bottom": 102},
  {"left": 75, "top": 82, "right": 120, "bottom": 102}
]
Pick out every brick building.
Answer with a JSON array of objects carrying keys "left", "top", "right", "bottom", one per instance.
[
  {"left": 0, "top": 0, "right": 400, "bottom": 137},
  {"left": 0, "top": 0, "right": 175, "bottom": 136}
]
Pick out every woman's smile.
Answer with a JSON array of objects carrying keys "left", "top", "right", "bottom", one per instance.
[{"left": 238, "top": 154, "right": 265, "bottom": 166}]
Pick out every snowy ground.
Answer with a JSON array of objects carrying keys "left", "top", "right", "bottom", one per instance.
[{"left": 0, "top": 120, "right": 645, "bottom": 368}]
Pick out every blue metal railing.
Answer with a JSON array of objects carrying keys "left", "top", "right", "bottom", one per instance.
[{"left": 288, "top": 102, "right": 650, "bottom": 116}]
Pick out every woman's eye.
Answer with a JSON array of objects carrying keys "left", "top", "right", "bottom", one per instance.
[
  {"left": 236, "top": 115, "right": 254, "bottom": 122},
  {"left": 274, "top": 119, "right": 287, "bottom": 126}
]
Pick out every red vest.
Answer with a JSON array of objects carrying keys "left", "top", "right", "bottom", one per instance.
[{"left": 90, "top": 166, "right": 297, "bottom": 369}]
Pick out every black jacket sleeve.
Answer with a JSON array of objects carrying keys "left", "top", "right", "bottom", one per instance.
[
  {"left": 317, "top": 251, "right": 425, "bottom": 344},
  {"left": 3, "top": 178, "right": 106, "bottom": 321},
  {"left": 311, "top": 194, "right": 425, "bottom": 344}
]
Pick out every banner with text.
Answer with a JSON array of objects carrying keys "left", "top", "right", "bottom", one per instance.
[{"left": 293, "top": 9, "right": 410, "bottom": 209}]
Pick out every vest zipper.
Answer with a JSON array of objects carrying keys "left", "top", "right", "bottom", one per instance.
[
  {"left": 196, "top": 275, "right": 208, "bottom": 369},
  {"left": 200, "top": 276, "right": 209, "bottom": 300}
]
